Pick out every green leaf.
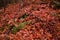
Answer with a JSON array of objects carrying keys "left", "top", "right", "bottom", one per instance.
[
  {"left": 11, "top": 27, "right": 18, "bottom": 34},
  {"left": 11, "top": 22, "right": 27, "bottom": 34},
  {"left": 11, "top": 20, "right": 31, "bottom": 34},
  {"left": 18, "top": 20, "right": 31, "bottom": 29},
  {"left": 18, "top": 22, "right": 27, "bottom": 29},
  {"left": 0, "top": 27, "right": 4, "bottom": 31}
]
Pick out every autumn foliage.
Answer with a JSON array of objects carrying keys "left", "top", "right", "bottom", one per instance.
[{"left": 0, "top": 0, "right": 60, "bottom": 40}]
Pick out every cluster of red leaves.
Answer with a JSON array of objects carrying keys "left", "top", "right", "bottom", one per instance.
[{"left": 0, "top": 0, "right": 60, "bottom": 40}]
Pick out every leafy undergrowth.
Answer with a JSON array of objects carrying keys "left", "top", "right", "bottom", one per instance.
[{"left": 0, "top": 0, "right": 60, "bottom": 40}]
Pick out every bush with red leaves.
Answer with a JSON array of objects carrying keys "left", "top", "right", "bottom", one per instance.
[{"left": 0, "top": 0, "right": 60, "bottom": 40}]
